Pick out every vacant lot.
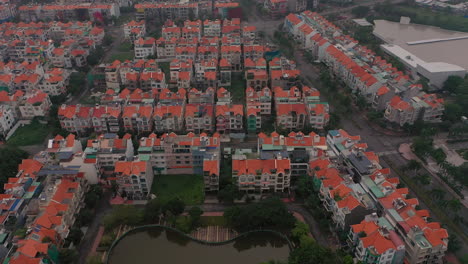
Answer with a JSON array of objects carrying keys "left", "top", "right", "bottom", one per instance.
[
  {"left": 7, "top": 120, "right": 49, "bottom": 146},
  {"left": 151, "top": 174, "right": 204, "bottom": 205}
]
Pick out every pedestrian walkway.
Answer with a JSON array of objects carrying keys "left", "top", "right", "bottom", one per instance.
[{"left": 190, "top": 226, "right": 238, "bottom": 242}]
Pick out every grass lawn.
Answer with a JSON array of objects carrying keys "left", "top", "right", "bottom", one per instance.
[
  {"left": 227, "top": 72, "right": 246, "bottom": 104},
  {"left": 200, "top": 216, "right": 227, "bottom": 227},
  {"left": 118, "top": 41, "right": 133, "bottom": 52},
  {"left": 106, "top": 52, "right": 134, "bottom": 62},
  {"left": 7, "top": 120, "right": 49, "bottom": 146},
  {"left": 151, "top": 174, "right": 204, "bottom": 205}
]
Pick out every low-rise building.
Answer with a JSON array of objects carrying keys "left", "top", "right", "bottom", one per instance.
[
  {"left": 232, "top": 156, "right": 291, "bottom": 193},
  {"left": 18, "top": 90, "right": 51, "bottom": 119},
  {"left": 114, "top": 161, "right": 153, "bottom": 200},
  {"left": 185, "top": 104, "right": 214, "bottom": 133},
  {"left": 124, "top": 20, "right": 146, "bottom": 42},
  {"left": 215, "top": 104, "right": 243, "bottom": 134},
  {"left": 134, "top": 37, "right": 156, "bottom": 59},
  {"left": 153, "top": 104, "right": 184, "bottom": 133}
]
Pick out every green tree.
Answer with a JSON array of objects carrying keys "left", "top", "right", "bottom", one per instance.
[
  {"left": 66, "top": 227, "right": 84, "bottom": 245},
  {"left": 88, "top": 46, "right": 104, "bottom": 66},
  {"left": 447, "top": 199, "right": 462, "bottom": 212},
  {"left": 59, "top": 248, "right": 79, "bottom": 264},
  {"left": 295, "top": 176, "right": 314, "bottom": 198},
  {"left": 144, "top": 199, "right": 162, "bottom": 223},
  {"left": 429, "top": 188, "right": 445, "bottom": 200},
  {"left": 84, "top": 185, "right": 103, "bottom": 209},
  {"left": 103, "top": 34, "right": 114, "bottom": 46},
  {"left": 224, "top": 197, "right": 295, "bottom": 232},
  {"left": 291, "top": 221, "right": 310, "bottom": 244},
  {"left": 405, "top": 160, "right": 422, "bottom": 173},
  {"left": 76, "top": 208, "right": 93, "bottom": 227},
  {"left": 217, "top": 184, "right": 242, "bottom": 204},
  {"left": 443, "top": 75, "right": 464, "bottom": 93},
  {"left": 162, "top": 198, "right": 185, "bottom": 217},
  {"left": 289, "top": 240, "right": 337, "bottom": 264},
  {"left": 103, "top": 205, "right": 144, "bottom": 230},
  {"left": 0, "top": 146, "right": 28, "bottom": 193},
  {"left": 444, "top": 103, "right": 463, "bottom": 123},
  {"left": 188, "top": 206, "right": 203, "bottom": 227},
  {"left": 351, "top": 6, "right": 370, "bottom": 17}
]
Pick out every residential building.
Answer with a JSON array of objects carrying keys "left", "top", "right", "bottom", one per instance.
[
  {"left": 58, "top": 104, "right": 93, "bottom": 134},
  {"left": 221, "top": 45, "right": 242, "bottom": 71},
  {"left": 0, "top": 104, "right": 16, "bottom": 139},
  {"left": 114, "top": 161, "right": 153, "bottom": 200},
  {"left": 264, "top": 0, "right": 288, "bottom": 19},
  {"left": 215, "top": 104, "right": 243, "bottom": 134},
  {"left": 216, "top": 87, "right": 232, "bottom": 105},
  {"left": 232, "top": 156, "right": 291, "bottom": 193},
  {"left": 276, "top": 103, "right": 307, "bottom": 130},
  {"left": 124, "top": 20, "right": 146, "bottom": 42},
  {"left": 18, "top": 90, "right": 51, "bottom": 119},
  {"left": 137, "top": 132, "right": 221, "bottom": 176},
  {"left": 185, "top": 104, "right": 214, "bottom": 133},
  {"left": 84, "top": 133, "right": 134, "bottom": 174},
  {"left": 245, "top": 69, "right": 268, "bottom": 91},
  {"left": 134, "top": 37, "right": 156, "bottom": 59},
  {"left": 203, "top": 19, "right": 222, "bottom": 37},
  {"left": 258, "top": 131, "right": 327, "bottom": 177},
  {"left": 246, "top": 86, "right": 272, "bottom": 115},
  {"left": 153, "top": 104, "right": 184, "bottom": 133},
  {"left": 122, "top": 104, "right": 153, "bottom": 133},
  {"left": 91, "top": 105, "right": 122, "bottom": 134}
]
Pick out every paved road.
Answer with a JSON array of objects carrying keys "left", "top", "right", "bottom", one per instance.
[
  {"left": 78, "top": 191, "right": 113, "bottom": 264},
  {"left": 70, "top": 24, "right": 124, "bottom": 104}
]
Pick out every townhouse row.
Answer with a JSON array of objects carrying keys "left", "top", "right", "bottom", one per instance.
[
  {"left": 309, "top": 129, "right": 448, "bottom": 264},
  {"left": 2, "top": 134, "right": 88, "bottom": 264},
  {"left": 284, "top": 12, "right": 444, "bottom": 127},
  {"left": 134, "top": 2, "right": 240, "bottom": 22},
  {"left": 58, "top": 81, "right": 330, "bottom": 135},
  {"left": 18, "top": 3, "right": 120, "bottom": 22},
  {"left": 57, "top": 88, "right": 244, "bottom": 135},
  {"left": 0, "top": 21, "right": 104, "bottom": 68}
]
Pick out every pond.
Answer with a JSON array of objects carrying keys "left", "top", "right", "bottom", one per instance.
[{"left": 108, "top": 227, "right": 290, "bottom": 264}]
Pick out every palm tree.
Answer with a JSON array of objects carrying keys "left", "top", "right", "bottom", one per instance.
[
  {"left": 406, "top": 160, "right": 422, "bottom": 173},
  {"left": 429, "top": 188, "right": 445, "bottom": 200}
]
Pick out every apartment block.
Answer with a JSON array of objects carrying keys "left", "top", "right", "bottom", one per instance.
[{"left": 137, "top": 132, "right": 221, "bottom": 177}]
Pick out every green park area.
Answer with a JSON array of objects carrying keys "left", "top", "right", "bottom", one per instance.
[
  {"left": 373, "top": 3, "right": 468, "bottom": 32},
  {"left": 7, "top": 119, "right": 49, "bottom": 146},
  {"left": 151, "top": 174, "right": 205, "bottom": 205}
]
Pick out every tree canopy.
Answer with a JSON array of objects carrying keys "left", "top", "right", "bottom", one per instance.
[
  {"left": 0, "top": 146, "right": 28, "bottom": 193},
  {"left": 224, "top": 197, "right": 295, "bottom": 232},
  {"left": 351, "top": 6, "right": 370, "bottom": 17}
]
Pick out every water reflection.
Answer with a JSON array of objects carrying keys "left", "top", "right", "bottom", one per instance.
[{"left": 109, "top": 227, "right": 289, "bottom": 264}]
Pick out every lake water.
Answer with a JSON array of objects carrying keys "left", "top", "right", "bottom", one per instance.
[{"left": 108, "top": 228, "right": 290, "bottom": 264}]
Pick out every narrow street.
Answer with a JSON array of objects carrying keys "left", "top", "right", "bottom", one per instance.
[{"left": 77, "top": 191, "right": 112, "bottom": 264}]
